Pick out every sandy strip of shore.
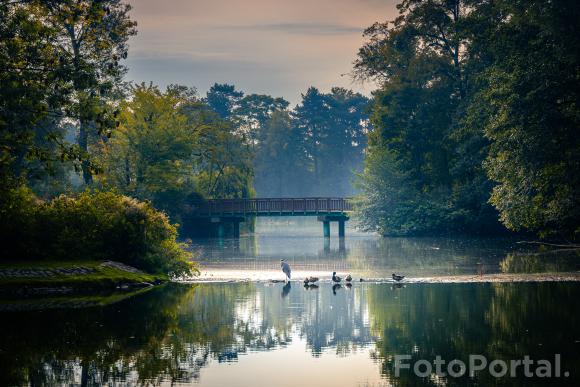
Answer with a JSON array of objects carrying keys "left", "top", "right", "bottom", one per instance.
[{"left": 182, "top": 271, "right": 580, "bottom": 283}]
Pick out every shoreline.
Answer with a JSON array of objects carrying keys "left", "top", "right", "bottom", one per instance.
[
  {"left": 0, "top": 260, "right": 168, "bottom": 297},
  {"left": 183, "top": 271, "right": 580, "bottom": 284}
]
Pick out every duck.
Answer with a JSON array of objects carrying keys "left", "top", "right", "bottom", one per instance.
[
  {"left": 304, "top": 276, "right": 319, "bottom": 285},
  {"left": 332, "top": 272, "right": 341, "bottom": 283},
  {"left": 345, "top": 274, "right": 352, "bottom": 282},
  {"left": 392, "top": 273, "right": 405, "bottom": 282}
]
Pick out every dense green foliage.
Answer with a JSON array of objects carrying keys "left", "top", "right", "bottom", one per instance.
[
  {"left": 475, "top": 0, "right": 580, "bottom": 239},
  {"left": 97, "top": 83, "right": 253, "bottom": 220},
  {"left": 0, "top": 0, "right": 199, "bottom": 273},
  {"left": 355, "top": 0, "right": 579, "bottom": 239},
  {"left": 0, "top": 0, "right": 136, "bottom": 186},
  {"left": 0, "top": 188, "right": 194, "bottom": 275}
]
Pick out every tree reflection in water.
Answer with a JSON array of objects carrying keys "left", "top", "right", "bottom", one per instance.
[
  {"left": 1, "top": 282, "right": 579, "bottom": 386},
  {"left": 367, "top": 282, "right": 580, "bottom": 386}
]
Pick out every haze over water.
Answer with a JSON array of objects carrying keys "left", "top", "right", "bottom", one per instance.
[{"left": 192, "top": 217, "right": 580, "bottom": 282}]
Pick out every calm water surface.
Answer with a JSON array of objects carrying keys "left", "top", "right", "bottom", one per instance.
[
  {"left": 2, "top": 218, "right": 580, "bottom": 386},
  {"left": 193, "top": 218, "right": 580, "bottom": 281}
]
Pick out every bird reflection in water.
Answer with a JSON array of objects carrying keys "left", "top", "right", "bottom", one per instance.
[
  {"left": 332, "top": 283, "right": 342, "bottom": 295},
  {"left": 281, "top": 281, "right": 292, "bottom": 298}
]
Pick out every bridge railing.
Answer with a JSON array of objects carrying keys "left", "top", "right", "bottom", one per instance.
[{"left": 191, "top": 197, "right": 353, "bottom": 216}]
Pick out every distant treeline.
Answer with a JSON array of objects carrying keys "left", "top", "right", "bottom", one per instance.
[
  {"left": 354, "top": 0, "right": 579, "bottom": 239},
  {"left": 205, "top": 84, "right": 370, "bottom": 197}
]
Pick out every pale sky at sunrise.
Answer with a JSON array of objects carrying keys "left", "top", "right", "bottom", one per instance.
[{"left": 125, "top": 0, "right": 398, "bottom": 105}]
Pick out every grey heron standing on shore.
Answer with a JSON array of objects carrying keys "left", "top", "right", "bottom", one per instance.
[{"left": 280, "top": 260, "right": 291, "bottom": 281}]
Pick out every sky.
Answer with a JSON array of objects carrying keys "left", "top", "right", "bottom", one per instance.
[{"left": 125, "top": 0, "right": 398, "bottom": 106}]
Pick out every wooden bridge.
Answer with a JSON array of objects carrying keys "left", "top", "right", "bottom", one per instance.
[
  {"left": 190, "top": 197, "right": 352, "bottom": 238},
  {"left": 191, "top": 197, "right": 352, "bottom": 216}
]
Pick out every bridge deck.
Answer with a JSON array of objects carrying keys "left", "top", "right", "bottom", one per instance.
[{"left": 191, "top": 197, "right": 352, "bottom": 217}]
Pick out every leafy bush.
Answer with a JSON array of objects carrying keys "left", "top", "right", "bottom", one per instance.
[{"left": 0, "top": 188, "right": 196, "bottom": 276}]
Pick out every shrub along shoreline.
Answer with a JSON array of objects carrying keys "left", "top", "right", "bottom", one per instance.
[{"left": 0, "top": 188, "right": 197, "bottom": 294}]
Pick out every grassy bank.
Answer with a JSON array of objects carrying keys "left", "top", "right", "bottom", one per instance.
[{"left": 0, "top": 261, "right": 168, "bottom": 295}]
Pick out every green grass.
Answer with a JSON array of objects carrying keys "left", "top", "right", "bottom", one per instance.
[{"left": 0, "top": 261, "right": 167, "bottom": 292}]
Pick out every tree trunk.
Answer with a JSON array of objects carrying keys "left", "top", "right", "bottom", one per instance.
[{"left": 79, "top": 120, "right": 93, "bottom": 185}]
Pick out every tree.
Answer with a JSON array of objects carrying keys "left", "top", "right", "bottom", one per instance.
[
  {"left": 293, "top": 87, "right": 331, "bottom": 187},
  {"left": 0, "top": 1, "right": 70, "bottom": 185},
  {"left": 254, "top": 110, "right": 307, "bottom": 196},
  {"left": 474, "top": 0, "right": 580, "bottom": 239},
  {"left": 252, "top": 87, "right": 369, "bottom": 197},
  {"left": 0, "top": 0, "right": 136, "bottom": 191},
  {"left": 205, "top": 83, "right": 244, "bottom": 120},
  {"left": 100, "top": 83, "right": 254, "bottom": 219},
  {"left": 236, "top": 93, "right": 289, "bottom": 146},
  {"left": 42, "top": 0, "right": 137, "bottom": 184},
  {"left": 323, "top": 87, "right": 370, "bottom": 195},
  {"left": 98, "top": 84, "right": 199, "bottom": 217},
  {"left": 193, "top": 115, "right": 254, "bottom": 199},
  {"left": 353, "top": 0, "right": 502, "bottom": 235}
]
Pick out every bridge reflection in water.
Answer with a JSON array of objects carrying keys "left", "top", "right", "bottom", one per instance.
[{"left": 190, "top": 197, "right": 352, "bottom": 238}]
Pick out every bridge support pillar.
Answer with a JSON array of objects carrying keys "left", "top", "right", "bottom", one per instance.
[
  {"left": 233, "top": 221, "right": 240, "bottom": 238},
  {"left": 217, "top": 222, "right": 225, "bottom": 239},
  {"left": 323, "top": 221, "right": 330, "bottom": 238},
  {"left": 318, "top": 214, "right": 349, "bottom": 238},
  {"left": 210, "top": 216, "right": 245, "bottom": 239}
]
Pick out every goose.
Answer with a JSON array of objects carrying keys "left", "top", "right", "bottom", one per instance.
[
  {"left": 332, "top": 272, "right": 341, "bottom": 283},
  {"left": 392, "top": 273, "right": 405, "bottom": 282},
  {"left": 345, "top": 274, "right": 352, "bottom": 282}
]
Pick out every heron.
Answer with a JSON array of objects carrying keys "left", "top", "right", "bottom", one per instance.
[
  {"left": 281, "top": 260, "right": 291, "bottom": 281},
  {"left": 332, "top": 272, "right": 341, "bottom": 283},
  {"left": 392, "top": 273, "right": 405, "bottom": 282}
]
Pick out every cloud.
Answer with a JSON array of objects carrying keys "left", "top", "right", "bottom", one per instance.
[{"left": 219, "top": 22, "right": 363, "bottom": 35}]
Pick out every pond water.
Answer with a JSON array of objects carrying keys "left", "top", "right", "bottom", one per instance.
[
  {"left": 192, "top": 217, "right": 580, "bottom": 282},
  {"left": 2, "top": 218, "right": 580, "bottom": 386}
]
